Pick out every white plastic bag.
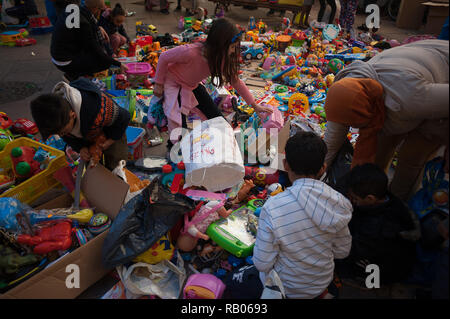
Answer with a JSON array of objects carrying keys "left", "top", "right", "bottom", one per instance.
[
  {"left": 117, "top": 251, "right": 186, "bottom": 299},
  {"left": 180, "top": 116, "right": 245, "bottom": 192},
  {"left": 260, "top": 269, "right": 286, "bottom": 299}
]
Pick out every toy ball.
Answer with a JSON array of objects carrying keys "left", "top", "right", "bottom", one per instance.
[
  {"left": 306, "top": 54, "right": 318, "bottom": 66},
  {"left": 268, "top": 183, "right": 283, "bottom": 196},
  {"left": 328, "top": 58, "right": 344, "bottom": 74},
  {"left": 88, "top": 213, "right": 111, "bottom": 235}
]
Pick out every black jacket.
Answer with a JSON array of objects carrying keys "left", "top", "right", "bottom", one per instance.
[
  {"left": 337, "top": 193, "right": 417, "bottom": 284},
  {"left": 50, "top": 5, "right": 120, "bottom": 67},
  {"left": 62, "top": 78, "right": 130, "bottom": 152}
]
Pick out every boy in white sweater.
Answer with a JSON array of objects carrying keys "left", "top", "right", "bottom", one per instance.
[{"left": 253, "top": 131, "right": 353, "bottom": 299}]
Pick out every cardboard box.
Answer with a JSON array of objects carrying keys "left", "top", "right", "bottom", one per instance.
[
  {"left": 422, "top": 2, "right": 449, "bottom": 34},
  {"left": 1, "top": 165, "right": 129, "bottom": 299},
  {"left": 396, "top": 0, "right": 426, "bottom": 29}
]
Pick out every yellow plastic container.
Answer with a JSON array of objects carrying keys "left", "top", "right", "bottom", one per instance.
[{"left": 0, "top": 138, "right": 67, "bottom": 204}]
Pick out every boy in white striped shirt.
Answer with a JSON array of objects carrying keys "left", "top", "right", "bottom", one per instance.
[{"left": 253, "top": 131, "right": 353, "bottom": 299}]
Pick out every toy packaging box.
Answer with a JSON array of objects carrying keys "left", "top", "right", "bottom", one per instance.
[{"left": 0, "top": 165, "right": 129, "bottom": 299}]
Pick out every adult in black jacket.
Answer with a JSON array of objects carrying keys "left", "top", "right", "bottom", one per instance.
[
  {"left": 5, "top": 0, "right": 38, "bottom": 24},
  {"left": 50, "top": 0, "right": 127, "bottom": 81},
  {"left": 30, "top": 78, "right": 130, "bottom": 170},
  {"left": 335, "top": 164, "right": 418, "bottom": 285}
]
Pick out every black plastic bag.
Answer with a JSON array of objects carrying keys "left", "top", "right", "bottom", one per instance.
[
  {"left": 323, "top": 139, "right": 354, "bottom": 193},
  {"left": 102, "top": 178, "right": 196, "bottom": 269}
]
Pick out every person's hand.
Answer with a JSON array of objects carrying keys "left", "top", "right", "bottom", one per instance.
[
  {"left": 119, "top": 63, "right": 129, "bottom": 74},
  {"left": 80, "top": 147, "right": 91, "bottom": 162},
  {"left": 99, "top": 26, "right": 109, "bottom": 42},
  {"left": 253, "top": 103, "right": 273, "bottom": 118},
  {"left": 153, "top": 83, "right": 164, "bottom": 98},
  {"left": 99, "top": 138, "right": 115, "bottom": 151}
]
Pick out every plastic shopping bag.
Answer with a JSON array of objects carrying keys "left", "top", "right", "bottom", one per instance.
[
  {"left": 117, "top": 251, "right": 186, "bottom": 299},
  {"left": 180, "top": 116, "right": 245, "bottom": 192}
]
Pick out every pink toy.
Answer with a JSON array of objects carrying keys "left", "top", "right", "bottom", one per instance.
[
  {"left": 262, "top": 57, "right": 276, "bottom": 70},
  {"left": 261, "top": 104, "right": 284, "bottom": 132},
  {"left": 125, "top": 62, "right": 151, "bottom": 76},
  {"left": 176, "top": 200, "right": 232, "bottom": 252},
  {"left": 183, "top": 273, "right": 226, "bottom": 299}
]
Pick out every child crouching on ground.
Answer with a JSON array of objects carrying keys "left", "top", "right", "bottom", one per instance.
[
  {"left": 335, "top": 163, "right": 418, "bottom": 286},
  {"left": 224, "top": 131, "right": 353, "bottom": 299},
  {"left": 98, "top": 3, "right": 130, "bottom": 55},
  {"left": 30, "top": 78, "right": 130, "bottom": 171}
]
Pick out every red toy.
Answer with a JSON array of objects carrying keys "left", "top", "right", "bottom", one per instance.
[
  {"left": 245, "top": 166, "right": 280, "bottom": 187},
  {"left": 10, "top": 146, "right": 42, "bottom": 178},
  {"left": 0, "top": 112, "right": 13, "bottom": 129},
  {"left": 11, "top": 118, "right": 39, "bottom": 135},
  {"left": 15, "top": 38, "right": 36, "bottom": 46},
  {"left": 17, "top": 221, "right": 73, "bottom": 255}
]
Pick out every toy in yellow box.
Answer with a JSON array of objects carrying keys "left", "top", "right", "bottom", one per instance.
[{"left": 133, "top": 234, "right": 175, "bottom": 264}]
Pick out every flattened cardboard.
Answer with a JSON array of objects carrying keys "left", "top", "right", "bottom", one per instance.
[{"left": 1, "top": 165, "right": 129, "bottom": 299}]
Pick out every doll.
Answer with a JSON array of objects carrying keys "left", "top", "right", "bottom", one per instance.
[{"left": 177, "top": 200, "right": 232, "bottom": 252}]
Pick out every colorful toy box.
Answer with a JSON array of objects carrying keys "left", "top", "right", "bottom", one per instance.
[
  {"left": 126, "top": 126, "right": 145, "bottom": 161},
  {"left": 183, "top": 273, "right": 226, "bottom": 299}
]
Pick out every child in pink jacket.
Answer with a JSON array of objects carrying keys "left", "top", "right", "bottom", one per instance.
[{"left": 153, "top": 18, "right": 272, "bottom": 144}]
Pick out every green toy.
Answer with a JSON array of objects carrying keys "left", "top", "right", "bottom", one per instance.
[
  {"left": 206, "top": 204, "right": 258, "bottom": 258},
  {"left": 0, "top": 128, "right": 13, "bottom": 151},
  {"left": 0, "top": 245, "right": 42, "bottom": 276}
]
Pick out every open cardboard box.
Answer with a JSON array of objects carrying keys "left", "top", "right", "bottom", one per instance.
[{"left": 1, "top": 165, "right": 129, "bottom": 299}]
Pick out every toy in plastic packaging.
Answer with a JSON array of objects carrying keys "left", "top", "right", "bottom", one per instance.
[
  {"left": 0, "top": 197, "right": 30, "bottom": 231},
  {"left": 147, "top": 95, "right": 167, "bottom": 130},
  {"left": 117, "top": 250, "right": 186, "bottom": 299},
  {"left": 102, "top": 178, "right": 196, "bottom": 268}
]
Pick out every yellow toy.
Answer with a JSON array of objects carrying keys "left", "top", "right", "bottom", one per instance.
[
  {"left": 288, "top": 93, "right": 309, "bottom": 115},
  {"left": 133, "top": 234, "right": 174, "bottom": 264},
  {"left": 67, "top": 209, "right": 94, "bottom": 224}
]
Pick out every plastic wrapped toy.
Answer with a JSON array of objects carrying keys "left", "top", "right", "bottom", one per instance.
[{"left": 232, "top": 178, "right": 255, "bottom": 205}]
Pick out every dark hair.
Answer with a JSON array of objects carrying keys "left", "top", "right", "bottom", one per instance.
[
  {"left": 347, "top": 163, "right": 388, "bottom": 199},
  {"left": 30, "top": 94, "right": 72, "bottom": 140},
  {"left": 111, "top": 3, "right": 126, "bottom": 17},
  {"left": 205, "top": 18, "right": 241, "bottom": 88},
  {"left": 285, "top": 131, "right": 327, "bottom": 176}
]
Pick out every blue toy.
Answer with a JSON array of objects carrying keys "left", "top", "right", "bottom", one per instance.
[{"left": 228, "top": 255, "right": 244, "bottom": 268}]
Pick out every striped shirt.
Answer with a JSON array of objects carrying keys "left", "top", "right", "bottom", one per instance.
[{"left": 253, "top": 178, "right": 353, "bottom": 299}]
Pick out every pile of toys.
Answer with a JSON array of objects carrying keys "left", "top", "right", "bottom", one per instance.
[{"left": 0, "top": 198, "right": 111, "bottom": 292}]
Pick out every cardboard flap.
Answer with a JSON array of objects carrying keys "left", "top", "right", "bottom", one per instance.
[{"left": 81, "top": 164, "right": 129, "bottom": 219}]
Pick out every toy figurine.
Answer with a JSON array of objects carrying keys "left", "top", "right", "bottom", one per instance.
[
  {"left": 33, "top": 147, "right": 55, "bottom": 170},
  {"left": 17, "top": 221, "right": 73, "bottom": 255},
  {"left": 177, "top": 201, "right": 232, "bottom": 252},
  {"left": 10, "top": 146, "right": 42, "bottom": 179},
  {"left": 0, "top": 245, "right": 42, "bottom": 276}
]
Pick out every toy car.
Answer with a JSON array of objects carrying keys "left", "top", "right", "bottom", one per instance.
[
  {"left": 240, "top": 41, "right": 264, "bottom": 60},
  {"left": 192, "top": 20, "right": 203, "bottom": 32},
  {"left": 11, "top": 118, "right": 39, "bottom": 135},
  {"left": 15, "top": 38, "right": 36, "bottom": 46},
  {"left": 136, "top": 21, "right": 158, "bottom": 36},
  {"left": 184, "top": 17, "right": 193, "bottom": 29}
]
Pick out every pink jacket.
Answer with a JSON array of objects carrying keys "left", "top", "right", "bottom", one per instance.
[{"left": 155, "top": 42, "right": 256, "bottom": 115}]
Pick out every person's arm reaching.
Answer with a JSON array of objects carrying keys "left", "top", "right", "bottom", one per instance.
[
  {"left": 231, "top": 77, "right": 273, "bottom": 115},
  {"left": 323, "top": 121, "right": 350, "bottom": 167},
  {"left": 253, "top": 207, "right": 278, "bottom": 273}
]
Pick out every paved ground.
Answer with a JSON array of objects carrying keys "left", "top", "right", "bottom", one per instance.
[{"left": 0, "top": 0, "right": 437, "bottom": 299}]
